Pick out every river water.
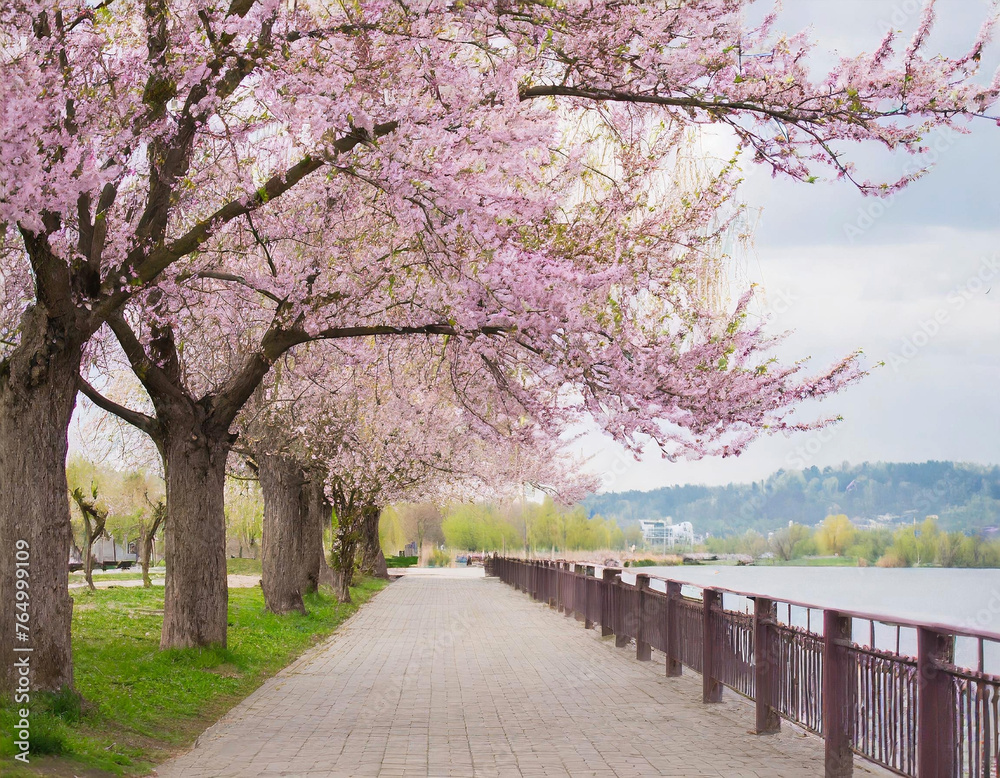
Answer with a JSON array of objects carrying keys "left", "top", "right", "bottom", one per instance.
[{"left": 620, "top": 565, "right": 1000, "bottom": 672}]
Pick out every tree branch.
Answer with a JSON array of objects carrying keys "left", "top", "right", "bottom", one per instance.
[
  {"left": 95, "top": 121, "right": 399, "bottom": 320},
  {"left": 206, "top": 319, "right": 508, "bottom": 429},
  {"left": 77, "top": 375, "right": 163, "bottom": 441},
  {"left": 174, "top": 269, "right": 283, "bottom": 303},
  {"left": 106, "top": 314, "right": 187, "bottom": 403},
  {"left": 519, "top": 84, "right": 846, "bottom": 125}
]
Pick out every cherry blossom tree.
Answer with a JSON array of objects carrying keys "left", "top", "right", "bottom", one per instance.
[
  {"left": 2, "top": 0, "right": 997, "bottom": 694},
  {"left": 299, "top": 343, "right": 596, "bottom": 603}
]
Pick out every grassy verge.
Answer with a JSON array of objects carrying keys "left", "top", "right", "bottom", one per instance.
[
  {"left": 1, "top": 578, "right": 385, "bottom": 776},
  {"left": 763, "top": 556, "right": 859, "bottom": 567},
  {"left": 225, "top": 558, "right": 262, "bottom": 575},
  {"left": 68, "top": 572, "right": 162, "bottom": 585}
]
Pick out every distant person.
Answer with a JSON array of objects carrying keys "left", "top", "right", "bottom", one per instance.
[{"left": 466, "top": 556, "right": 472, "bottom": 566}]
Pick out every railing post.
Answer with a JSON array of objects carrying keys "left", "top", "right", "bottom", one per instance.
[
  {"left": 917, "top": 627, "right": 956, "bottom": 778},
  {"left": 555, "top": 562, "right": 565, "bottom": 612},
  {"left": 636, "top": 574, "right": 652, "bottom": 661},
  {"left": 601, "top": 568, "right": 618, "bottom": 637},
  {"left": 823, "top": 610, "right": 853, "bottom": 778},
  {"left": 665, "top": 581, "right": 682, "bottom": 676},
  {"left": 584, "top": 566, "right": 596, "bottom": 629},
  {"left": 753, "top": 597, "right": 780, "bottom": 734},
  {"left": 615, "top": 572, "right": 630, "bottom": 648},
  {"left": 565, "top": 563, "right": 576, "bottom": 618},
  {"left": 546, "top": 562, "right": 556, "bottom": 608},
  {"left": 702, "top": 588, "right": 723, "bottom": 703}
]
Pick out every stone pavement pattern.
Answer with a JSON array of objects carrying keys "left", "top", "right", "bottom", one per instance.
[{"left": 157, "top": 573, "right": 870, "bottom": 777}]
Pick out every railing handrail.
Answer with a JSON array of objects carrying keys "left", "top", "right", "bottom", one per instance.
[
  {"left": 547, "top": 558, "right": 1000, "bottom": 646},
  {"left": 486, "top": 554, "right": 1000, "bottom": 778}
]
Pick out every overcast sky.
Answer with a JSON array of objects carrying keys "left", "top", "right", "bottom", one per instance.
[{"left": 585, "top": 0, "right": 1000, "bottom": 492}]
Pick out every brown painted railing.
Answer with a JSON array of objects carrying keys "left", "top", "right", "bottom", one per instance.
[{"left": 484, "top": 555, "right": 1000, "bottom": 777}]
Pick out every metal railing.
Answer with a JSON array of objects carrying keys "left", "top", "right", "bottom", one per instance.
[{"left": 485, "top": 555, "right": 1000, "bottom": 777}]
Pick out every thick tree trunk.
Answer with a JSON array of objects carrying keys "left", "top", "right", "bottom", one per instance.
[
  {"left": 319, "top": 554, "right": 339, "bottom": 590},
  {"left": 316, "top": 494, "right": 338, "bottom": 592},
  {"left": 258, "top": 453, "right": 307, "bottom": 615},
  {"left": 0, "top": 309, "right": 81, "bottom": 695},
  {"left": 359, "top": 505, "right": 389, "bottom": 580},
  {"left": 160, "top": 426, "right": 231, "bottom": 649},
  {"left": 302, "top": 473, "right": 330, "bottom": 595}
]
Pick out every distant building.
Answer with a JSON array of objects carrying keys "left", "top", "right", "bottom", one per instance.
[
  {"left": 90, "top": 536, "right": 137, "bottom": 565},
  {"left": 639, "top": 519, "right": 694, "bottom": 549}
]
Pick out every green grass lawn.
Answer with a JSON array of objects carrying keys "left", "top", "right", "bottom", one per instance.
[
  {"left": 225, "top": 557, "right": 262, "bottom": 575},
  {"left": 68, "top": 571, "right": 162, "bottom": 585},
  {"left": 67, "top": 559, "right": 260, "bottom": 585},
  {"left": 0, "top": 577, "right": 385, "bottom": 777}
]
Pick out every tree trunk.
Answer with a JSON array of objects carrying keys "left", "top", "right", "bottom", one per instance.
[
  {"left": 160, "top": 424, "right": 231, "bottom": 649},
  {"left": 83, "top": 521, "right": 96, "bottom": 591},
  {"left": 72, "top": 488, "right": 108, "bottom": 592},
  {"left": 141, "top": 502, "right": 164, "bottom": 588},
  {"left": 359, "top": 505, "right": 389, "bottom": 579},
  {"left": 330, "top": 503, "right": 360, "bottom": 604},
  {"left": 302, "top": 473, "right": 330, "bottom": 595},
  {"left": 316, "top": 491, "right": 338, "bottom": 592},
  {"left": 0, "top": 309, "right": 81, "bottom": 695},
  {"left": 258, "top": 453, "right": 307, "bottom": 615}
]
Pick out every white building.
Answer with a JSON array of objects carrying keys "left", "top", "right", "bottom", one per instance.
[{"left": 639, "top": 519, "right": 694, "bottom": 550}]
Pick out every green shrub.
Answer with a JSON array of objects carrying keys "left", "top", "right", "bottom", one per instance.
[
  {"left": 427, "top": 548, "right": 451, "bottom": 567},
  {"left": 625, "top": 558, "right": 662, "bottom": 567},
  {"left": 385, "top": 555, "right": 418, "bottom": 568}
]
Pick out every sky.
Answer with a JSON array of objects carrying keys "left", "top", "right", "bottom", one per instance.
[{"left": 585, "top": 0, "right": 1000, "bottom": 493}]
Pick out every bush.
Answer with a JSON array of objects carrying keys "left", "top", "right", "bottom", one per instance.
[
  {"left": 427, "top": 548, "right": 451, "bottom": 567},
  {"left": 876, "top": 550, "right": 908, "bottom": 568},
  {"left": 386, "top": 555, "right": 418, "bottom": 568}
]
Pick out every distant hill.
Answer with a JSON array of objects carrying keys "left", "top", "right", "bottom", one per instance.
[{"left": 582, "top": 461, "right": 1000, "bottom": 537}]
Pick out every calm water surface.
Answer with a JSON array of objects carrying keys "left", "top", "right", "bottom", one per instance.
[{"left": 620, "top": 565, "right": 1000, "bottom": 672}]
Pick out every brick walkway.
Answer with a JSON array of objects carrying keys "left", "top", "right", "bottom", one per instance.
[{"left": 156, "top": 573, "right": 873, "bottom": 777}]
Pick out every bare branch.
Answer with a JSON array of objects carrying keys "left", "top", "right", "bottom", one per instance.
[{"left": 77, "top": 375, "right": 162, "bottom": 441}]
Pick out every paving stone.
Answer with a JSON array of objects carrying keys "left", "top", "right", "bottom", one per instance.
[{"left": 155, "top": 574, "right": 878, "bottom": 777}]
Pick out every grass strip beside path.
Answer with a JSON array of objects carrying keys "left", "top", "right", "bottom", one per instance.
[{"left": 1, "top": 578, "right": 386, "bottom": 776}]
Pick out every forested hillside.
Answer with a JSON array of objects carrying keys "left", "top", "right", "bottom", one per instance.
[{"left": 583, "top": 462, "right": 1000, "bottom": 537}]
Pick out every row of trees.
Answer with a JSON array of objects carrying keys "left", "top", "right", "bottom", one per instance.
[
  {"left": 2, "top": 0, "right": 997, "bottom": 696},
  {"left": 439, "top": 497, "right": 634, "bottom": 553},
  {"left": 707, "top": 515, "right": 1000, "bottom": 568},
  {"left": 586, "top": 462, "right": 1000, "bottom": 536}
]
